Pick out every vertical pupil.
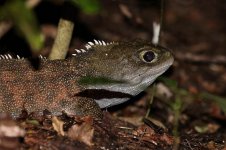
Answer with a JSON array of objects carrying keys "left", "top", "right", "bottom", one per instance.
[{"left": 143, "top": 51, "right": 155, "bottom": 62}]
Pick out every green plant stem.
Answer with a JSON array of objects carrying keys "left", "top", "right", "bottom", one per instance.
[
  {"left": 145, "top": 85, "right": 156, "bottom": 118},
  {"left": 172, "top": 93, "right": 182, "bottom": 150}
]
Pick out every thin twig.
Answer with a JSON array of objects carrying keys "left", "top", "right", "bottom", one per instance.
[
  {"left": 49, "top": 18, "right": 74, "bottom": 60},
  {"left": 185, "top": 139, "right": 194, "bottom": 150}
]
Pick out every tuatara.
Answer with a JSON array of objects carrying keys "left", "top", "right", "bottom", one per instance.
[{"left": 0, "top": 40, "right": 174, "bottom": 118}]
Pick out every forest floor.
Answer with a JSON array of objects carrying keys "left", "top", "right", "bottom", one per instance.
[{"left": 0, "top": 0, "right": 226, "bottom": 149}]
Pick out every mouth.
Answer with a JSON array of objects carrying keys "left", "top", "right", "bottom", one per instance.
[
  {"left": 75, "top": 89, "right": 133, "bottom": 108},
  {"left": 75, "top": 89, "right": 133, "bottom": 100}
]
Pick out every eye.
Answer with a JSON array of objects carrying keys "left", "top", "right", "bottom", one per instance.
[{"left": 139, "top": 50, "right": 157, "bottom": 63}]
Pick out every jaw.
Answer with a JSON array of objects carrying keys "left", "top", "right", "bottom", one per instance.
[
  {"left": 88, "top": 72, "right": 161, "bottom": 108},
  {"left": 95, "top": 97, "right": 129, "bottom": 108},
  {"left": 90, "top": 61, "right": 173, "bottom": 108}
]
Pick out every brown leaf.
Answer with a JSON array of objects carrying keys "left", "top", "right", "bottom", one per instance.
[
  {"left": 160, "top": 133, "right": 174, "bottom": 145},
  {"left": 132, "top": 124, "right": 173, "bottom": 145},
  {"left": 0, "top": 113, "right": 25, "bottom": 149},
  {"left": 0, "top": 113, "right": 25, "bottom": 137},
  {"left": 52, "top": 116, "right": 65, "bottom": 136},
  {"left": 67, "top": 116, "right": 94, "bottom": 146}
]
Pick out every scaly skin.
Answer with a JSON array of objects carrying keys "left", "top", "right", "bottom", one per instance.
[
  {"left": 0, "top": 59, "right": 102, "bottom": 118},
  {"left": 0, "top": 40, "right": 174, "bottom": 118}
]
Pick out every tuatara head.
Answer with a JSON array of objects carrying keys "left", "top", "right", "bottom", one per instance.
[{"left": 74, "top": 40, "right": 174, "bottom": 108}]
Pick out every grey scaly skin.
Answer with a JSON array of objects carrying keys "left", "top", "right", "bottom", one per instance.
[{"left": 0, "top": 40, "right": 174, "bottom": 118}]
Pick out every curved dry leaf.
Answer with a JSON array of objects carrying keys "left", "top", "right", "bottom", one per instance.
[
  {"left": 52, "top": 116, "right": 65, "bottom": 136},
  {"left": 67, "top": 116, "right": 94, "bottom": 146}
]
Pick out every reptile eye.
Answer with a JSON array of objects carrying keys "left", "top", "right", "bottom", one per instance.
[{"left": 140, "top": 50, "right": 157, "bottom": 63}]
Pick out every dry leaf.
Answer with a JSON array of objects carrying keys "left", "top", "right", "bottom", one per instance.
[
  {"left": 132, "top": 124, "right": 173, "bottom": 145},
  {"left": 67, "top": 116, "right": 94, "bottom": 146},
  {"left": 0, "top": 114, "right": 25, "bottom": 137},
  {"left": 0, "top": 125, "right": 25, "bottom": 137},
  {"left": 160, "top": 133, "right": 174, "bottom": 145},
  {"left": 0, "top": 113, "right": 25, "bottom": 149},
  {"left": 52, "top": 116, "right": 65, "bottom": 136}
]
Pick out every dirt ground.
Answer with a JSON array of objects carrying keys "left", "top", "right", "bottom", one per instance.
[{"left": 0, "top": 0, "right": 226, "bottom": 149}]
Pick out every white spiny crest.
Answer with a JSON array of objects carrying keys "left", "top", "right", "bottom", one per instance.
[
  {"left": 0, "top": 54, "right": 43, "bottom": 60},
  {"left": 85, "top": 45, "right": 91, "bottom": 49},
  {"left": 39, "top": 55, "right": 43, "bottom": 59},
  {"left": 39, "top": 55, "right": 47, "bottom": 59},
  {"left": 75, "top": 49, "right": 81, "bottom": 53},
  {"left": 7, "top": 54, "right": 12, "bottom": 59},
  {"left": 0, "top": 54, "right": 13, "bottom": 60},
  {"left": 5, "top": 55, "right": 8, "bottom": 59},
  {"left": 87, "top": 39, "right": 112, "bottom": 48},
  {"left": 88, "top": 42, "right": 94, "bottom": 45},
  {"left": 73, "top": 49, "right": 83, "bottom": 56},
  {"left": 81, "top": 49, "right": 86, "bottom": 53},
  {"left": 94, "top": 40, "right": 99, "bottom": 45},
  {"left": 0, "top": 54, "right": 47, "bottom": 60},
  {"left": 72, "top": 39, "right": 114, "bottom": 56},
  {"left": 16, "top": 55, "right": 21, "bottom": 59},
  {"left": 16, "top": 55, "right": 24, "bottom": 60},
  {"left": 0, "top": 55, "right": 4, "bottom": 59},
  {"left": 102, "top": 41, "right": 106, "bottom": 45}
]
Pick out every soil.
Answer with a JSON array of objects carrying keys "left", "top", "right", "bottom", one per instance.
[{"left": 0, "top": 0, "right": 226, "bottom": 149}]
